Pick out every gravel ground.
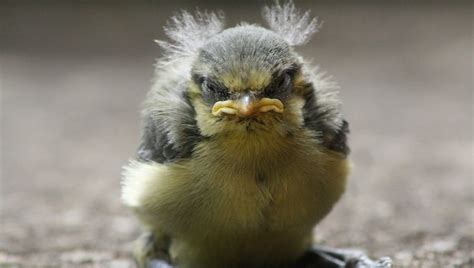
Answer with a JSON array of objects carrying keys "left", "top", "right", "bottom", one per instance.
[{"left": 1, "top": 1, "right": 472, "bottom": 267}]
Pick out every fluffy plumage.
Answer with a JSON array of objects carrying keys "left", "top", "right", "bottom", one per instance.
[
  {"left": 155, "top": 10, "right": 225, "bottom": 69},
  {"left": 262, "top": 1, "right": 321, "bottom": 46},
  {"left": 122, "top": 2, "right": 352, "bottom": 268}
]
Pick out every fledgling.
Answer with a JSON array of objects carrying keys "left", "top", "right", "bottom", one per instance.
[{"left": 122, "top": 2, "right": 391, "bottom": 268}]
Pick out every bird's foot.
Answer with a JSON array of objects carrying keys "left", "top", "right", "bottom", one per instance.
[
  {"left": 143, "top": 245, "right": 392, "bottom": 268},
  {"left": 345, "top": 255, "right": 392, "bottom": 268},
  {"left": 294, "top": 245, "right": 392, "bottom": 268},
  {"left": 148, "top": 259, "right": 175, "bottom": 268},
  {"left": 134, "top": 232, "right": 172, "bottom": 268}
]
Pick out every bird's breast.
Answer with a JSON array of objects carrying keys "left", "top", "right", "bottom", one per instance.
[
  {"left": 185, "top": 129, "right": 348, "bottom": 231},
  {"left": 161, "top": 130, "right": 349, "bottom": 267}
]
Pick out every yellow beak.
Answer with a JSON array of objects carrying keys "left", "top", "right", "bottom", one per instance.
[{"left": 212, "top": 96, "right": 284, "bottom": 117}]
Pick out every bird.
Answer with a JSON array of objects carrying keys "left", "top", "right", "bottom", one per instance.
[{"left": 121, "top": 2, "right": 392, "bottom": 268}]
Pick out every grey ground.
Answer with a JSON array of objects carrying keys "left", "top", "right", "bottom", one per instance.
[{"left": 0, "top": 1, "right": 472, "bottom": 267}]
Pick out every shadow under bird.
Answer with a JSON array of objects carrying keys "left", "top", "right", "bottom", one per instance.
[{"left": 121, "top": 2, "right": 392, "bottom": 268}]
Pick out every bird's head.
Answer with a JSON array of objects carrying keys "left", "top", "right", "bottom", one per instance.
[
  {"left": 154, "top": 2, "right": 325, "bottom": 138},
  {"left": 188, "top": 25, "right": 307, "bottom": 136}
]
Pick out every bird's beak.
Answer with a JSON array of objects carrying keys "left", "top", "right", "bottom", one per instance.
[{"left": 212, "top": 94, "right": 284, "bottom": 117}]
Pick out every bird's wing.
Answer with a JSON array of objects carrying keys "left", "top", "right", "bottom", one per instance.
[
  {"left": 137, "top": 79, "right": 203, "bottom": 164},
  {"left": 301, "top": 80, "right": 350, "bottom": 156}
]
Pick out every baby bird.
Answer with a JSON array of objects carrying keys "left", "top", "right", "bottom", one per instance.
[{"left": 122, "top": 2, "right": 391, "bottom": 268}]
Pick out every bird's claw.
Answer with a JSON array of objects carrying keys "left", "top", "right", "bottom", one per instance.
[
  {"left": 149, "top": 259, "right": 175, "bottom": 268},
  {"left": 297, "top": 246, "right": 392, "bottom": 268},
  {"left": 345, "top": 255, "right": 392, "bottom": 268},
  {"left": 145, "top": 247, "right": 393, "bottom": 268}
]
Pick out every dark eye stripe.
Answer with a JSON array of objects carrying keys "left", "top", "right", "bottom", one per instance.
[
  {"left": 265, "top": 71, "right": 293, "bottom": 99},
  {"left": 198, "top": 78, "right": 230, "bottom": 104}
]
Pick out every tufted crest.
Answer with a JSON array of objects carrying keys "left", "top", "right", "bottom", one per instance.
[
  {"left": 262, "top": 1, "right": 321, "bottom": 46},
  {"left": 155, "top": 10, "right": 225, "bottom": 69}
]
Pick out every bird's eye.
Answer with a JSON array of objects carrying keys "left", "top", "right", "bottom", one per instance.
[
  {"left": 278, "top": 73, "right": 291, "bottom": 89},
  {"left": 265, "top": 71, "right": 293, "bottom": 98},
  {"left": 203, "top": 81, "right": 217, "bottom": 92},
  {"left": 202, "top": 79, "right": 229, "bottom": 101}
]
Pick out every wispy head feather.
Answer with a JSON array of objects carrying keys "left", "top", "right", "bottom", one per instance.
[
  {"left": 262, "top": 1, "right": 321, "bottom": 46},
  {"left": 155, "top": 10, "right": 225, "bottom": 68}
]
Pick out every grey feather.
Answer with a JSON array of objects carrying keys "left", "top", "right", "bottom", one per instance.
[
  {"left": 192, "top": 25, "right": 296, "bottom": 80},
  {"left": 138, "top": 77, "right": 203, "bottom": 163},
  {"left": 155, "top": 10, "right": 225, "bottom": 70},
  {"left": 301, "top": 65, "right": 350, "bottom": 155},
  {"left": 262, "top": 0, "right": 321, "bottom": 46}
]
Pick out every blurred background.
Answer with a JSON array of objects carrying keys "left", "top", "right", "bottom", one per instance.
[{"left": 1, "top": 0, "right": 472, "bottom": 267}]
